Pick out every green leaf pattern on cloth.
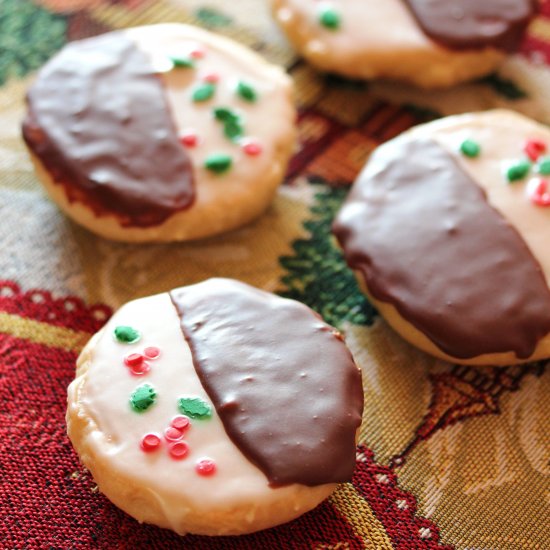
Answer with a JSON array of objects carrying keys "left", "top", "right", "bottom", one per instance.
[
  {"left": 0, "top": 0, "right": 67, "bottom": 85},
  {"left": 279, "top": 184, "right": 377, "bottom": 328}
]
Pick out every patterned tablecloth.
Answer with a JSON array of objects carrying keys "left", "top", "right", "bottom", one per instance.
[{"left": 1, "top": 1, "right": 549, "bottom": 548}]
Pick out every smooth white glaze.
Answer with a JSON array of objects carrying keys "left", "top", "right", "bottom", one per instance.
[{"left": 276, "top": 0, "right": 436, "bottom": 55}]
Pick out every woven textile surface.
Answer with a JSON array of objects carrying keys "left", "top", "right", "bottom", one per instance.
[{"left": 1, "top": 1, "right": 549, "bottom": 548}]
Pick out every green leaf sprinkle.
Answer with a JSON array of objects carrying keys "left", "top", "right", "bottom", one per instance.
[
  {"left": 114, "top": 325, "right": 141, "bottom": 344},
  {"left": 178, "top": 397, "right": 212, "bottom": 419},
  {"left": 192, "top": 83, "right": 216, "bottom": 102},
  {"left": 131, "top": 384, "right": 157, "bottom": 412},
  {"left": 536, "top": 157, "right": 550, "bottom": 175},
  {"left": 195, "top": 7, "right": 232, "bottom": 28},
  {"left": 170, "top": 56, "right": 195, "bottom": 69},
  {"left": 236, "top": 81, "right": 258, "bottom": 102},
  {"left": 506, "top": 159, "right": 532, "bottom": 182},
  {"left": 213, "top": 107, "right": 244, "bottom": 142},
  {"left": 214, "top": 107, "right": 239, "bottom": 122},
  {"left": 204, "top": 153, "right": 233, "bottom": 174},
  {"left": 224, "top": 119, "right": 244, "bottom": 141},
  {"left": 460, "top": 139, "right": 481, "bottom": 158},
  {"left": 319, "top": 7, "right": 341, "bottom": 30}
]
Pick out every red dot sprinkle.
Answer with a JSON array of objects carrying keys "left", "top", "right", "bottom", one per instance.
[
  {"left": 169, "top": 441, "right": 189, "bottom": 460},
  {"left": 243, "top": 141, "right": 262, "bottom": 156},
  {"left": 164, "top": 427, "right": 184, "bottom": 442},
  {"left": 140, "top": 433, "right": 161, "bottom": 452},
  {"left": 130, "top": 361, "right": 151, "bottom": 376},
  {"left": 196, "top": 458, "right": 216, "bottom": 476},
  {"left": 190, "top": 49, "right": 205, "bottom": 59},
  {"left": 527, "top": 177, "right": 550, "bottom": 206},
  {"left": 144, "top": 346, "right": 161, "bottom": 359},
  {"left": 171, "top": 415, "right": 191, "bottom": 432},
  {"left": 180, "top": 132, "right": 198, "bottom": 148},
  {"left": 124, "top": 353, "right": 143, "bottom": 367},
  {"left": 524, "top": 139, "right": 547, "bottom": 161},
  {"left": 203, "top": 72, "right": 220, "bottom": 84}
]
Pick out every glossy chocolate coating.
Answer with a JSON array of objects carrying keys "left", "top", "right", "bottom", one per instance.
[
  {"left": 333, "top": 138, "right": 550, "bottom": 360},
  {"left": 22, "top": 31, "right": 194, "bottom": 227},
  {"left": 169, "top": 279, "right": 363, "bottom": 487},
  {"left": 403, "top": 0, "right": 536, "bottom": 51}
]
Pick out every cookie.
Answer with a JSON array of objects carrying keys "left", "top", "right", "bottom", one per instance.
[
  {"left": 333, "top": 110, "right": 550, "bottom": 366},
  {"left": 66, "top": 278, "right": 363, "bottom": 535},
  {"left": 271, "top": 0, "right": 536, "bottom": 88},
  {"left": 22, "top": 24, "right": 296, "bottom": 242}
]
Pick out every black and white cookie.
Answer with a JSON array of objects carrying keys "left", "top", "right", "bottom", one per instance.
[
  {"left": 67, "top": 279, "right": 364, "bottom": 535},
  {"left": 23, "top": 24, "right": 296, "bottom": 241},
  {"left": 334, "top": 110, "right": 550, "bottom": 366}
]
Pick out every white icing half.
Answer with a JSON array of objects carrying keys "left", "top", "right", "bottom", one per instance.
[
  {"left": 77, "top": 292, "right": 332, "bottom": 533},
  {"left": 126, "top": 24, "right": 294, "bottom": 215}
]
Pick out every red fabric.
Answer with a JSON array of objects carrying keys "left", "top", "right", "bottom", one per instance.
[
  {"left": 0, "top": 282, "right": 450, "bottom": 548},
  {"left": 0, "top": 280, "right": 111, "bottom": 333}
]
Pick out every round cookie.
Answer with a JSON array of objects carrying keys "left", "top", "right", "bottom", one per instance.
[
  {"left": 22, "top": 24, "right": 296, "bottom": 242},
  {"left": 67, "top": 278, "right": 363, "bottom": 535},
  {"left": 271, "top": 0, "right": 537, "bottom": 89},
  {"left": 333, "top": 110, "right": 550, "bottom": 366}
]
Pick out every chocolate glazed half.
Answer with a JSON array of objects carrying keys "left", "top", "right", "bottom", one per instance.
[
  {"left": 22, "top": 31, "right": 194, "bottom": 227},
  {"left": 333, "top": 137, "right": 550, "bottom": 360},
  {"left": 170, "top": 279, "right": 364, "bottom": 487},
  {"left": 403, "top": 0, "right": 537, "bottom": 52}
]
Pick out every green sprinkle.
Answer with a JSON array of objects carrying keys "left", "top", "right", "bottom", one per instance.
[
  {"left": 192, "top": 83, "right": 216, "bottom": 102},
  {"left": 536, "top": 156, "right": 550, "bottom": 175},
  {"left": 460, "top": 139, "right": 481, "bottom": 158},
  {"left": 130, "top": 384, "right": 157, "bottom": 412},
  {"left": 213, "top": 107, "right": 244, "bottom": 142},
  {"left": 178, "top": 397, "right": 212, "bottom": 419},
  {"left": 236, "top": 81, "right": 258, "bottom": 102},
  {"left": 213, "top": 107, "right": 240, "bottom": 123},
  {"left": 204, "top": 153, "right": 233, "bottom": 174},
  {"left": 319, "top": 7, "right": 341, "bottom": 30},
  {"left": 506, "top": 159, "right": 532, "bottom": 182},
  {"left": 170, "top": 56, "right": 194, "bottom": 69},
  {"left": 224, "top": 119, "right": 244, "bottom": 141},
  {"left": 114, "top": 325, "right": 141, "bottom": 344},
  {"left": 196, "top": 7, "right": 232, "bottom": 27}
]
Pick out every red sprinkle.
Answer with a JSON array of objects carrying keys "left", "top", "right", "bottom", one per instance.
[
  {"left": 196, "top": 458, "right": 216, "bottom": 476},
  {"left": 124, "top": 353, "right": 143, "bottom": 367},
  {"left": 243, "top": 141, "right": 263, "bottom": 156},
  {"left": 527, "top": 177, "right": 550, "bottom": 206},
  {"left": 140, "top": 433, "right": 161, "bottom": 452},
  {"left": 190, "top": 49, "right": 205, "bottom": 59},
  {"left": 202, "top": 72, "right": 220, "bottom": 84},
  {"left": 171, "top": 415, "right": 191, "bottom": 432},
  {"left": 169, "top": 441, "right": 189, "bottom": 460},
  {"left": 130, "top": 361, "right": 151, "bottom": 376},
  {"left": 524, "top": 139, "right": 547, "bottom": 161},
  {"left": 180, "top": 132, "right": 198, "bottom": 148},
  {"left": 143, "top": 346, "right": 161, "bottom": 359},
  {"left": 165, "top": 427, "right": 184, "bottom": 442}
]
